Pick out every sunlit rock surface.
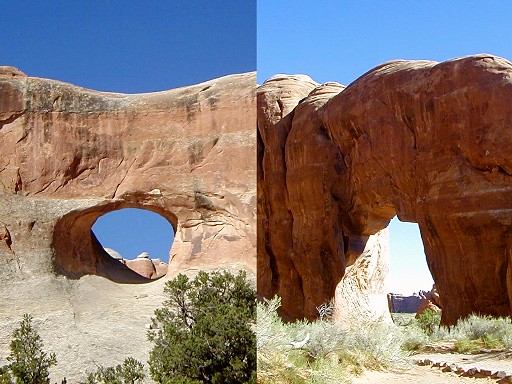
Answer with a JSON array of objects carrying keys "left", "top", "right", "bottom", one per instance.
[
  {"left": 0, "top": 68, "right": 256, "bottom": 380},
  {"left": 258, "top": 54, "right": 512, "bottom": 326}
]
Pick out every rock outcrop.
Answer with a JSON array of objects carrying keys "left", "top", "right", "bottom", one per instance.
[
  {"left": 0, "top": 69, "right": 255, "bottom": 380},
  {"left": 416, "top": 285, "right": 443, "bottom": 317},
  {"left": 124, "top": 252, "right": 167, "bottom": 279},
  {"left": 334, "top": 229, "right": 392, "bottom": 325},
  {"left": 258, "top": 54, "right": 512, "bottom": 325},
  {"left": 388, "top": 291, "right": 428, "bottom": 313}
]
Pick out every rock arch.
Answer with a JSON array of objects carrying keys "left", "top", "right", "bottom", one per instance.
[
  {"left": 258, "top": 55, "right": 512, "bottom": 325},
  {"left": 53, "top": 200, "right": 177, "bottom": 283},
  {"left": 0, "top": 68, "right": 255, "bottom": 380}
]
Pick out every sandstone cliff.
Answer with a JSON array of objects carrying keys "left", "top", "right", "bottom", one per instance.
[
  {"left": 258, "top": 54, "right": 512, "bottom": 326},
  {"left": 0, "top": 68, "right": 255, "bottom": 380}
]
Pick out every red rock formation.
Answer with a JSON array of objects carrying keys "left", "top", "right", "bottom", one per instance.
[
  {"left": 416, "top": 285, "right": 443, "bottom": 317},
  {"left": 0, "top": 68, "right": 256, "bottom": 280},
  {"left": 125, "top": 257, "right": 157, "bottom": 280},
  {"left": 416, "top": 300, "right": 442, "bottom": 318},
  {"left": 0, "top": 69, "right": 255, "bottom": 380},
  {"left": 388, "top": 293, "right": 425, "bottom": 313},
  {"left": 257, "top": 75, "right": 320, "bottom": 319},
  {"left": 258, "top": 54, "right": 512, "bottom": 325},
  {"left": 334, "top": 229, "right": 392, "bottom": 325}
]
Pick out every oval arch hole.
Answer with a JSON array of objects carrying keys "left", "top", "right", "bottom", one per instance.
[{"left": 92, "top": 208, "right": 174, "bottom": 280}]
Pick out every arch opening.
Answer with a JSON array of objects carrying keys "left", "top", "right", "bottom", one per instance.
[
  {"left": 387, "top": 216, "right": 436, "bottom": 314},
  {"left": 52, "top": 201, "right": 177, "bottom": 284},
  {"left": 92, "top": 208, "right": 174, "bottom": 280}
]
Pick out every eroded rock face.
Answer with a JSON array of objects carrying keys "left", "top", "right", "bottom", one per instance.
[
  {"left": 334, "top": 229, "right": 392, "bottom": 325},
  {"left": 258, "top": 54, "right": 512, "bottom": 325},
  {"left": 0, "top": 69, "right": 256, "bottom": 380}
]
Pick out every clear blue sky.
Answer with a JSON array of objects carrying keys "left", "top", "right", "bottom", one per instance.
[
  {"left": 1, "top": 1, "right": 255, "bottom": 93},
  {"left": 1, "top": 1, "right": 255, "bottom": 261},
  {"left": 92, "top": 208, "right": 174, "bottom": 261},
  {"left": 258, "top": 0, "right": 512, "bottom": 294}
]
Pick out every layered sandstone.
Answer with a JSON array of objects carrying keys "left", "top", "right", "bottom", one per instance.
[
  {"left": 258, "top": 54, "right": 512, "bottom": 325},
  {"left": 0, "top": 69, "right": 255, "bottom": 380}
]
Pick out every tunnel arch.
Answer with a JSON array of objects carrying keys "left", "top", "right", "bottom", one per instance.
[
  {"left": 92, "top": 207, "right": 174, "bottom": 279},
  {"left": 52, "top": 200, "right": 177, "bottom": 283},
  {"left": 258, "top": 55, "right": 512, "bottom": 326}
]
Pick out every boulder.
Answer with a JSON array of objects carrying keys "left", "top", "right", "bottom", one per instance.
[
  {"left": 416, "top": 299, "right": 442, "bottom": 318},
  {"left": 125, "top": 258, "right": 157, "bottom": 279},
  {"left": 104, "top": 247, "right": 123, "bottom": 260},
  {"left": 416, "top": 285, "right": 443, "bottom": 317}
]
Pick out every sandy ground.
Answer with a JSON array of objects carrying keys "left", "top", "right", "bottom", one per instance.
[
  {"left": 351, "top": 365, "right": 499, "bottom": 384},
  {"left": 351, "top": 352, "right": 512, "bottom": 384}
]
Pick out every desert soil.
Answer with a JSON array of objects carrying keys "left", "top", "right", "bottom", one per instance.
[{"left": 351, "top": 352, "right": 512, "bottom": 384}]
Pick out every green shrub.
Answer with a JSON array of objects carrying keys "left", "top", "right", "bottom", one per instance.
[
  {"left": 148, "top": 270, "right": 256, "bottom": 384},
  {"left": 399, "top": 321, "right": 429, "bottom": 351},
  {"left": 415, "top": 309, "right": 441, "bottom": 336},
  {"left": 85, "top": 357, "right": 145, "bottom": 384},
  {"left": 3, "top": 314, "right": 57, "bottom": 384},
  {"left": 452, "top": 314, "right": 512, "bottom": 341},
  {"left": 448, "top": 314, "right": 512, "bottom": 353}
]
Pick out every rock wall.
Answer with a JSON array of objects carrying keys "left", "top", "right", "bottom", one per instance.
[
  {"left": 258, "top": 54, "right": 512, "bottom": 325},
  {"left": 0, "top": 67, "right": 256, "bottom": 380}
]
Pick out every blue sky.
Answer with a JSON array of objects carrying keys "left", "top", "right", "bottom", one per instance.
[
  {"left": 1, "top": 1, "right": 255, "bottom": 93},
  {"left": 1, "top": 1, "right": 255, "bottom": 261},
  {"left": 258, "top": 0, "right": 512, "bottom": 294},
  {"left": 92, "top": 208, "right": 174, "bottom": 261}
]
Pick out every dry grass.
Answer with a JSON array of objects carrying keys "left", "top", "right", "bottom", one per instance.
[
  {"left": 258, "top": 298, "right": 512, "bottom": 383},
  {"left": 257, "top": 297, "right": 407, "bottom": 383}
]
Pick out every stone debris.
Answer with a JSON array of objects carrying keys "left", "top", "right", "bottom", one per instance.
[{"left": 413, "top": 357, "right": 512, "bottom": 381}]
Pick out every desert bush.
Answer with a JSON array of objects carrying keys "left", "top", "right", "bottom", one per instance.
[
  {"left": 397, "top": 311, "right": 512, "bottom": 353},
  {"left": 399, "top": 320, "right": 430, "bottom": 351},
  {"left": 340, "top": 321, "right": 406, "bottom": 370},
  {"left": 2, "top": 314, "right": 57, "bottom": 384},
  {"left": 148, "top": 270, "right": 256, "bottom": 384},
  {"left": 452, "top": 314, "right": 512, "bottom": 341},
  {"left": 391, "top": 313, "right": 415, "bottom": 326},
  {"left": 415, "top": 309, "right": 441, "bottom": 336},
  {"left": 85, "top": 357, "right": 145, "bottom": 384},
  {"left": 448, "top": 314, "right": 512, "bottom": 352},
  {"left": 257, "top": 296, "right": 408, "bottom": 383},
  {"left": 257, "top": 297, "right": 350, "bottom": 384}
]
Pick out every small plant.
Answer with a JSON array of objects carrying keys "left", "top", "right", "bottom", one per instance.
[
  {"left": 415, "top": 309, "right": 441, "bottom": 335},
  {"left": 449, "top": 314, "right": 512, "bottom": 353},
  {"left": 2, "top": 314, "right": 57, "bottom": 384},
  {"left": 85, "top": 357, "right": 145, "bottom": 384},
  {"left": 148, "top": 270, "right": 256, "bottom": 383},
  {"left": 256, "top": 296, "right": 407, "bottom": 383}
]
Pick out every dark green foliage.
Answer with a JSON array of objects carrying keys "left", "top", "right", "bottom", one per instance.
[
  {"left": 148, "top": 270, "right": 256, "bottom": 384},
  {"left": 4, "top": 314, "right": 57, "bottom": 384},
  {"left": 0, "top": 366, "right": 12, "bottom": 384},
  {"left": 416, "top": 309, "right": 441, "bottom": 335},
  {"left": 85, "top": 357, "right": 145, "bottom": 384}
]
